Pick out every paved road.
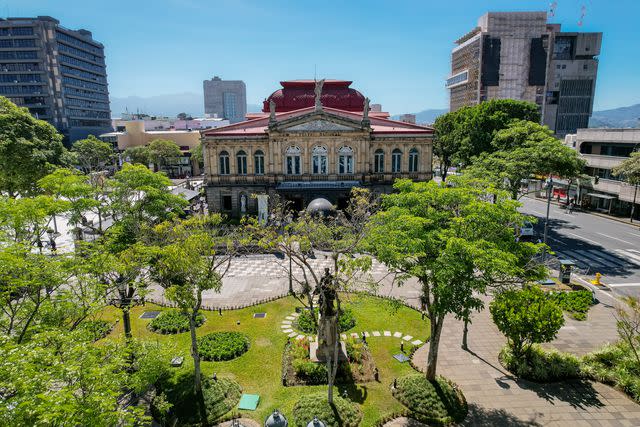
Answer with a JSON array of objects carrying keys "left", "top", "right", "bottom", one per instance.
[{"left": 519, "top": 197, "right": 640, "bottom": 298}]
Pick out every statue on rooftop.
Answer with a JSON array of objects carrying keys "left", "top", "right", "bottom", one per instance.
[
  {"left": 363, "top": 97, "right": 370, "bottom": 121},
  {"left": 269, "top": 99, "right": 276, "bottom": 122},
  {"left": 314, "top": 79, "right": 325, "bottom": 110}
]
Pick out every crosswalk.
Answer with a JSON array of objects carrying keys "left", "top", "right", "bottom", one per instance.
[{"left": 553, "top": 248, "right": 640, "bottom": 273}]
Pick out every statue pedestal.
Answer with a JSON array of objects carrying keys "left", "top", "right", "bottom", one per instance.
[{"left": 309, "top": 340, "right": 348, "bottom": 363}]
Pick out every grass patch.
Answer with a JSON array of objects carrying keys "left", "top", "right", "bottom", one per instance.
[
  {"left": 292, "top": 392, "right": 362, "bottom": 427},
  {"left": 295, "top": 307, "right": 356, "bottom": 334},
  {"left": 103, "top": 293, "right": 429, "bottom": 425},
  {"left": 149, "top": 310, "right": 205, "bottom": 334},
  {"left": 499, "top": 344, "right": 581, "bottom": 382},
  {"left": 392, "top": 374, "right": 467, "bottom": 426},
  {"left": 153, "top": 371, "right": 241, "bottom": 425},
  {"left": 198, "top": 331, "right": 250, "bottom": 361},
  {"left": 547, "top": 290, "right": 594, "bottom": 320},
  {"left": 581, "top": 342, "right": 640, "bottom": 403}
]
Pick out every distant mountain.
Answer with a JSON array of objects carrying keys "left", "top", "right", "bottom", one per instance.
[
  {"left": 392, "top": 108, "right": 448, "bottom": 125},
  {"left": 590, "top": 104, "right": 640, "bottom": 128},
  {"left": 109, "top": 92, "right": 262, "bottom": 118}
]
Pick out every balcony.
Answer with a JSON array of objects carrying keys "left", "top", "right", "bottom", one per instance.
[{"left": 582, "top": 154, "right": 628, "bottom": 170}]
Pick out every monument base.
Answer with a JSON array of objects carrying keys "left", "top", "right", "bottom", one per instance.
[{"left": 309, "top": 341, "right": 348, "bottom": 363}]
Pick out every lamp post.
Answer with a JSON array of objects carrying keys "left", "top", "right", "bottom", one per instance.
[
  {"left": 631, "top": 182, "right": 638, "bottom": 223},
  {"left": 543, "top": 176, "right": 553, "bottom": 262},
  {"left": 307, "top": 417, "right": 326, "bottom": 427}
]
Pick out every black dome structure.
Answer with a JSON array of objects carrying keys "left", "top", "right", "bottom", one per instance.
[{"left": 306, "top": 198, "right": 336, "bottom": 217}]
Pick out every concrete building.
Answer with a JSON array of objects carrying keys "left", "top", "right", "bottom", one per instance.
[
  {"left": 203, "top": 76, "right": 246, "bottom": 123},
  {"left": 0, "top": 16, "right": 111, "bottom": 144},
  {"left": 112, "top": 115, "right": 229, "bottom": 132},
  {"left": 447, "top": 11, "right": 601, "bottom": 137},
  {"left": 565, "top": 128, "right": 639, "bottom": 217},
  {"left": 201, "top": 79, "right": 433, "bottom": 217}
]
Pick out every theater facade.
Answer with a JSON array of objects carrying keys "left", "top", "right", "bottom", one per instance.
[{"left": 201, "top": 79, "right": 434, "bottom": 217}]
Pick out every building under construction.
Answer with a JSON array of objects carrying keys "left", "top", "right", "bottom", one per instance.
[{"left": 446, "top": 11, "right": 602, "bottom": 137}]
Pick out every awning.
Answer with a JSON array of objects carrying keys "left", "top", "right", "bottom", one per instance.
[
  {"left": 586, "top": 193, "right": 617, "bottom": 200},
  {"left": 277, "top": 181, "right": 360, "bottom": 190}
]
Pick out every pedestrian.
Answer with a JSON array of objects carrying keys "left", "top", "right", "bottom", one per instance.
[
  {"left": 213, "top": 373, "right": 218, "bottom": 382},
  {"left": 374, "top": 367, "right": 379, "bottom": 382},
  {"left": 361, "top": 332, "right": 367, "bottom": 344},
  {"left": 218, "top": 307, "right": 222, "bottom": 316},
  {"left": 568, "top": 201, "right": 574, "bottom": 214}
]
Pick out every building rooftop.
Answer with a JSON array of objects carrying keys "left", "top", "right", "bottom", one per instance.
[{"left": 263, "top": 79, "right": 366, "bottom": 113}]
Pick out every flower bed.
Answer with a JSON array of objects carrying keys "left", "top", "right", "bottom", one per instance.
[
  {"left": 295, "top": 306, "right": 356, "bottom": 334},
  {"left": 292, "top": 392, "right": 362, "bottom": 427},
  {"left": 198, "top": 331, "right": 250, "bottom": 361},
  {"left": 149, "top": 310, "right": 205, "bottom": 334}
]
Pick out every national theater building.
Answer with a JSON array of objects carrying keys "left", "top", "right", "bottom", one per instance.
[{"left": 201, "top": 79, "right": 433, "bottom": 217}]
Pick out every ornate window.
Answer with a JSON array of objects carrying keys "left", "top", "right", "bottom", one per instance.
[
  {"left": 409, "top": 148, "right": 419, "bottom": 172},
  {"left": 236, "top": 150, "right": 247, "bottom": 175},
  {"left": 254, "top": 149, "right": 264, "bottom": 175},
  {"left": 312, "top": 145, "right": 328, "bottom": 174},
  {"left": 219, "top": 150, "right": 230, "bottom": 175},
  {"left": 338, "top": 146, "right": 354, "bottom": 174},
  {"left": 285, "top": 146, "right": 301, "bottom": 175},
  {"left": 374, "top": 149, "right": 384, "bottom": 173},
  {"left": 392, "top": 148, "right": 402, "bottom": 173}
]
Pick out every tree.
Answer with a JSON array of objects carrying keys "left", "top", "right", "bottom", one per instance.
[
  {"left": 0, "top": 195, "right": 66, "bottom": 248},
  {"left": 614, "top": 296, "right": 640, "bottom": 365},
  {"left": 490, "top": 286, "right": 564, "bottom": 359},
  {"left": 612, "top": 151, "right": 640, "bottom": 221},
  {"left": 433, "top": 100, "right": 540, "bottom": 172},
  {"left": 123, "top": 145, "right": 150, "bottom": 166},
  {"left": 465, "top": 121, "right": 586, "bottom": 200},
  {"left": 0, "top": 97, "right": 70, "bottom": 196},
  {"left": 177, "top": 112, "right": 192, "bottom": 121},
  {"left": 147, "top": 139, "right": 182, "bottom": 172},
  {"left": 367, "top": 179, "right": 545, "bottom": 380},
  {"left": 146, "top": 215, "right": 236, "bottom": 425},
  {"left": 72, "top": 135, "right": 114, "bottom": 173}
]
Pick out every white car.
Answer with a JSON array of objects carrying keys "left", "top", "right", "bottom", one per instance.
[{"left": 519, "top": 221, "right": 535, "bottom": 238}]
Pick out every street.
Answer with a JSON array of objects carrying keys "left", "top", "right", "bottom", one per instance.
[{"left": 519, "top": 197, "right": 640, "bottom": 298}]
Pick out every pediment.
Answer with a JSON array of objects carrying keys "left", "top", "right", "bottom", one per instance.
[{"left": 285, "top": 119, "right": 359, "bottom": 132}]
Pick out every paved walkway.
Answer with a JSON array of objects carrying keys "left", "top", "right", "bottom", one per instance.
[{"left": 406, "top": 295, "right": 640, "bottom": 426}]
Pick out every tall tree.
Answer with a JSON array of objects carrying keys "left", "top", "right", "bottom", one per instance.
[
  {"left": 146, "top": 215, "right": 237, "bottom": 425},
  {"left": 0, "top": 97, "right": 70, "bottom": 196},
  {"left": 367, "top": 179, "right": 544, "bottom": 380},
  {"left": 0, "top": 195, "right": 66, "bottom": 248},
  {"left": 123, "top": 145, "right": 150, "bottom": 166},
  {"left": 147, "top": 139, "right": 182, "bottom": 172},
  {"left": 612, "top": 151, "right": 640, "bottom": 221},
  {"left": 72, "top": 135, "right": 114, "bottom": 173}
]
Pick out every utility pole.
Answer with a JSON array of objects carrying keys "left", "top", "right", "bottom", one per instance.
[
  {"left": 631, "top": 182, "right": 638, "bottom": 223},
  {"left": 543, "top": 176, "right": 553, "bottom": 262}
]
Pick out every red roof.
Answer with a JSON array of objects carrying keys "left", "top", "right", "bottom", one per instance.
[
  {"left": 263, "top": 79, "right": 365, "bottom": 112},
  {"left": 202, "top": 106, "right": 434, "bottom": 137}
]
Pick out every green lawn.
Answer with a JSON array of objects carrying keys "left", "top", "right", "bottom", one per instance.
[{"left": 100, "top": 294, "right": 430, "bottom": 425}]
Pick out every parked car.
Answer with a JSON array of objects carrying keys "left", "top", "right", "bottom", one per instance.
[{"left": 518, "top": 221, "right": 535, "bottom": 239}]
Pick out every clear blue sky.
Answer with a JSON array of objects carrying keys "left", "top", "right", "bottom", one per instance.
[{"left": 5, "top": 0, "right": 639, "bottom": 114}]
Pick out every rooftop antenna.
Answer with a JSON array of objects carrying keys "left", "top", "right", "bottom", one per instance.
[
  {"left": 549, "top": 1, "right": 558, "bottom": 17},
  {"left": 578, "top": 4, "right": 586, "bottom": 26}
]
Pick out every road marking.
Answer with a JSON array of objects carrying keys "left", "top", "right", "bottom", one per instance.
[
  {"left": 596, "top": 232, "right": 635, "bottom": 246},
  {"left": 547, "top": 236, "right": 566, "bottom": 245},
  {"left": 586, "top": 250, "right": 627, "bottom": 267},
  {"left": 528, "top": 210, "right": 545, "bottom": 216},
  {"left": 607, "top": 282, "right": 640, "bottom": 288},
  {"left": 566, "top": 232, "right": 600, "bottom": 245},
  {"left": 615, "top": 249, "right": 640, "bottom": 266}
]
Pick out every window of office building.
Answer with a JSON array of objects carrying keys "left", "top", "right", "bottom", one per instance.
[
  {"left": 254, "top": 150, "right": 265, "bottom": 175},
  {"left": 219, "top": 150, "right": 230, "bottom": 175},
  {"left": 312, "top": 145, "right": 328, "bottom": 174},
  {"left": 392, "top": 148, "right": 402, "bottom": 173},
  {"left": 408, "top": 148, "right": 419, "bottom": 172},
  {"left": 223, "top": 92, "right": 237, "bottom": 120},
  {"left": 374, "top": 149, "right": 384, "bottom": 173},
  {"left": 286, "top": 146, "right": 301, "bottom": 175},
  {"left": 338, "top": 146, "right": 354, "bottom": 174},
  {"left": 236, "top": 150, "right": 247, "bottom": 175}
]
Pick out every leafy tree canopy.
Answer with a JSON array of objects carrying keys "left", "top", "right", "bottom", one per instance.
[
  {"left": 147, "top": 139, "right": 182, "bottom": 168},
  {"left": 612, "top": 151, "right": 640, "bottom": 185},
  {"left": 72, "top": 135, "right": 114, "bottom": 173}
]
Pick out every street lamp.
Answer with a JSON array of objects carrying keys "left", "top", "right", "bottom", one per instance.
[
  {"left": 307, "top": 417, "right": 326, "bottom": 427},
  {"left": 542, "top": 176, "right": 554, "bottom": 262}
]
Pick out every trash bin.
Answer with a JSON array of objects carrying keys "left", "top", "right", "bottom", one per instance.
[{"left": 558, "top": 259, "right": 575, "bottom": 285}]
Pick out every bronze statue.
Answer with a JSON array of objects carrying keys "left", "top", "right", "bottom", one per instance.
[{"left": 316, "top": 267, "right": 336, "bottom": 317}]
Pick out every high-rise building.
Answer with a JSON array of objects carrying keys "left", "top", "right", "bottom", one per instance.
[
  {"left": 0, "top": 16, "right": 111, "bottom": 144},
  {"left": 203, "top": 76, "right": 246, "bottom": 123},
  {"left": 446, "top": 11, "right": 602, "bottom": 137}
]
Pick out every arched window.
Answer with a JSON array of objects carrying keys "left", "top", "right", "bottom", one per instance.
[
  {"left": 392, "top": 148, "right": 402, "bottom": 173},
  {"left": 409, "top": 148, "right": 419, "bottom": 172},
  {"left": 285, "top": 146, "right": 301, "bottom": 175},
  {"left": 374, "top": 149, "right": 384, "bottom": 173},
  {"left": 338, "top": 146, "right": 354, "bottom": 174},
  {"left": 219, "top": 150, "right": 230, "bottom": 175},
  {"left": 312, "top": 145, "right": 328, "bottom": 174},
  {"left": 236, "top": 150, "right": 247, "bottom": 175},
  {"left": 254, "top": 149, "right": 264, "bottom": 175}
]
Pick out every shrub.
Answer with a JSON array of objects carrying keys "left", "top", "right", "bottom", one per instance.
[
  {"left": 77, "top": 319, "right": 112, "bottom": 341},
  {"left": 548, "top": 290, "right": 593, "bottom": 320},
  {"left": 292, "top": 392, "right": 362, "bottom": 427},
  {"left": 490, "top": 286, "right": 564, "bottom": 358},
  {"left": 499, "top": 344, "right": 580, "bottom": 382},
  {"left": 149, "top": 310, "right": 205, "bottom": 334},
  {"left": 392, "top": 374, "right": 467, "bottom": 425},
  {"left": 203, "top": 377, "right": 242, "bottom": 422},
  {"left": 198, "top": 332, "right": 250, "bottom": 361},
  {"left": 295, "top": 306, "right": 356, "bottom": 334},
  {"left": 292, "top": 359, "right": 327, "bottom": 383},
  {"left": 581, "top": 342, "right": 640, "bottom": 403}
]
